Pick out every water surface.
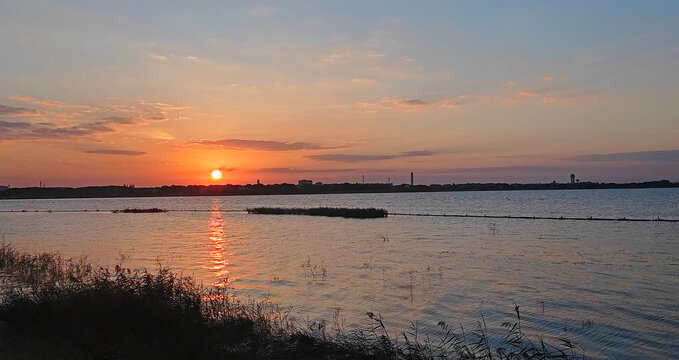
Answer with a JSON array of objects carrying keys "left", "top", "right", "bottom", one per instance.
[{"left": 1, "top": 188, "right": 678, "bottom": 359}]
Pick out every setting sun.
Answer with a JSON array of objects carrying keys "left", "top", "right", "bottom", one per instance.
[{"left": 211, "top": 170, "right": 222, "bottom": 180}]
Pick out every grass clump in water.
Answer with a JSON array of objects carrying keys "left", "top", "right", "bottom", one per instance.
[
  {"left": 0, "top": 245, "right": 584, "bottom": 359},
  {"left": 247, "top": 207, "right": 388, "bottom": 219}
]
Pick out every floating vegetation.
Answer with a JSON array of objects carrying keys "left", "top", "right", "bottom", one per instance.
[
  {"left": 0, "top": 246, "right": 585, "bottom": 359},
  {"left": 111, "top": 208, "right": 168, "bottom": 213},
  {"left": 301, "top": 256, "right": 328, "bottom": 279},
  {"left": 488, "top": 223, "right": 500, "bottom": 235},
  {"left": 247, "top": 207, "right": 388, "bottom": 219}
]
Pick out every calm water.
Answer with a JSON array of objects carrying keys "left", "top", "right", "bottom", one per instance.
[{"left": 1, "top": 188, "right": 678, "bottom": 359}]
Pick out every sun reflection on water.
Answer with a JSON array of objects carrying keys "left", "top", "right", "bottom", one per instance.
[{"left": 205, "top": 200, "right": 231, "bottom": 287}]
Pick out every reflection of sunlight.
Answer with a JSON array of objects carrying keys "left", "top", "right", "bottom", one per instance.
[{"left": 205, "top": 200, "right": 231, "bottom": 287}]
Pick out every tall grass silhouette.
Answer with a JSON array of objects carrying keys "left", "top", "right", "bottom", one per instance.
[{"left": 0, "top": 245, "right": 584, "bottom": 359}]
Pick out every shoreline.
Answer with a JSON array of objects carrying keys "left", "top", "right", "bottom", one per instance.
[{"left": 0, "top": 180, "right": 677, "bottom": 200}]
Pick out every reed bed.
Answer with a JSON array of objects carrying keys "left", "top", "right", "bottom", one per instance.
[
  {"left": 111, "top": 208, "right": 168, "bottom": 213},
  {"left": 0, "top": 245, "right": 584, "bottom": 359},
  {"left": 247, "top": 207, "right": 388, "bottom": 219}
]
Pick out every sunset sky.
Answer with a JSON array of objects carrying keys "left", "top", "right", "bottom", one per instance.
[{"left": 1, "top": 1, "right": 678, "bottom": 186}]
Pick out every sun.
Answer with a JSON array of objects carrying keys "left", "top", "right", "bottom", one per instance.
[{"left": 211, "top": 169, "right": 222, "bottom": 180}]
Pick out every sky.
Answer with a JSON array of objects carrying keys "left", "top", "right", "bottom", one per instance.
[{"left": 1, "top": 0, "right": 678, "bottom": 187}]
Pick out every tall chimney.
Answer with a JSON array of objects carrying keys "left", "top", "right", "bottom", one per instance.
[{"left": 410, "top": 172, "right": 414, "bottom": 186}]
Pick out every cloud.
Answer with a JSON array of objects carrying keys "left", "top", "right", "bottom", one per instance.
[
  {"left": 249, "top": 6, "right": 277, "bottom": 18},
  {"left": 497, "top": 81, "right": 597, "bottom": 106},
  {"left": 435, "top": 97, "right": 461, "bottom": 109},
  {"left": 306, "top": 150, "right": 434, "bottom": 163},
  {"left": 9, "top": 95, "right": 69, "bottom": 108},
  {"left": 259, "top": 167, "right": 358, "bottom": 173},
  {"left": 0, "top": 118, "right": 121, "bottom": 140},
  {"left": 398, "top": 150, "right": 434, "bottom": 157},
  {"left": 351, "top": 78, "right": 377, "bottom": 85},
  {"left": 138, "top": 100, "right": 189, "bottom": 111},
  {"left": 102, "top": 116, "right": 134, "bottom": 124},
  {"left": 0, "top": 97, "right": 187, "bottom": 141},
  {"left": 517, "top": 88, "right": 553, "bottom": 97},
  {"left": 186, "top": 55, "right": 208, "bottom": 64},
  {"left": 0, "top": 120, "right": 31, "bottom": 129},
  {"left": 318, "top": 47, "right": 384, "bottom": 65},
  {"left": 84, "top": 149, "right": 147, "bottom": 156},
  {"left": 438, "top": 165, "right": 569, "bottom": 174},
  {"left": 0, "top": 104, "right": 39, "bottom": 117},
  {"left": 195, "top": 139, "right": 329, "bottom": 151},
  {"left": 384, "top": 98, "right": 427, "bottom": 109},
  {"left": 146, "top": 51, "right": 168, "bottom": 62},
  {"left": 307, "top": 154, "right": 394, "bottom": 162},
  {"left": 360, "top": 96, "right": 464, "bottom": 112},
  {"left": 570, "top": 149, "right": 679, "bottom": 162}
]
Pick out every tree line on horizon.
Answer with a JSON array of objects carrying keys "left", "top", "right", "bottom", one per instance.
[{"left": 0, "top": 180, "right": 676, "bottom": 199}]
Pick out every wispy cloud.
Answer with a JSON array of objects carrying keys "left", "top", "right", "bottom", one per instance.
[
  {"left": 0, "top": 96, "right": 187, "bottom": 141},
  {"left": 84, "top": 149, "right": 147, "bottom": 156},
  {"left": 306, "top": 150, "right": 434, "bottom": 163},
  {"left": 307, "top": 154, "right": 393, "bottom": 162},
  {"left": 384, "top": 98, "right": 427, "bottom": 109},
  {"left": 195, "top": 139, "right": 338, "bottom": 151},
  {"left": 0, "top": 119, "right": 118, "bottom": 140},
  {"left": 351, "top": 78, "right": 377, "bottom": 85},
  {"left": 101, "top": 116, "right": 134, "bottom": 124},
  {"left": 398, "top": 150, "right": 434, "bottom": 157},
  {"left": 570, "top": 149, "right": 679, "bottom": 162},
  {"left": 9, "top": 95, "right": 71, "bottom": 108},
  {"left": 259, "top": 167, "right": 358, "bottom": 173},
  {"left": 0, "top": 104, "right": 39, "bottom": 117},
  {"left": 318, "top": 47, "right": 384, "bottom": 65},
  {"left": 248, "top": 6, "right": 277, "bottom": 18},
  {"left": 517, "top": 88, "right": 553, "bottom": 98},
  {"left": 359, "top": 96, "right": 463, "bottom": 112},
  {"left": 145, "top": 51, "right": 168, "bottom": 62},
  {"left": 497, "top": 79, "right": 598, "bottom": 105}
]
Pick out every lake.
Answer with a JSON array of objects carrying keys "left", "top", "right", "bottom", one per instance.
[{"left": 1, "top": 188, "right": 678, "bottom": 359}]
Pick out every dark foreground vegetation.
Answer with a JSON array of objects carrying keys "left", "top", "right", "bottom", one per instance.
[
  {"left": 0, "top": 180, "right": 676, "bottom": 199},
  {"left": 111, "top": 208, "right": 168, "bottom": 213},
  {"left": 0, "top": 245, "right": 584, "bottom": 360},
  {"left": 247, "top": 207, "right": 388, "bottom": 219}
]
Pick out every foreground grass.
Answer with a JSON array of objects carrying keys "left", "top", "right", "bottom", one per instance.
[
  {"left": 247, "top": 207, "right": 388, "bottom": 219},
  {"left": 0, "top": 245, "right": 583, "bottom": 359}
]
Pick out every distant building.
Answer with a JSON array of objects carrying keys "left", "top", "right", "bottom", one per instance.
[
  {"left": 570, "top": 173, "right": 576, "bottom": 184},
  {"left": 256, "top": 179, "right": 261, "bottom": 185},
  {"left": 410, "top": 172, "right": 414, "bottom": 186},
  {"left": 0, "top": 185, "right": 8, "bottom": 192},
  {"left": 297, "top": 179, "right": 313, "bottom": 186},
  {"left": 314, "top": 182, "right": 323, "bottom": 185}
]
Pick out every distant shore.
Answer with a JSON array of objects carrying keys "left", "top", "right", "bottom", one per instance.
[{"left": 0, "top": 180, "right": 676, "bottom": 200}]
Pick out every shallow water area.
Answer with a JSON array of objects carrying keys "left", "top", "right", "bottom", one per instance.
[{"left": 1, "top": 188, "right": 678, "bottom": 359}]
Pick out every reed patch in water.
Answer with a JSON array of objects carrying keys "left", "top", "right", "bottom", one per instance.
[
  {"left": 247, "top": 207, "right": 388, "bottom": 219},
  {"left": 111, "top": 208, "right": 168, "bottom": 213}
]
